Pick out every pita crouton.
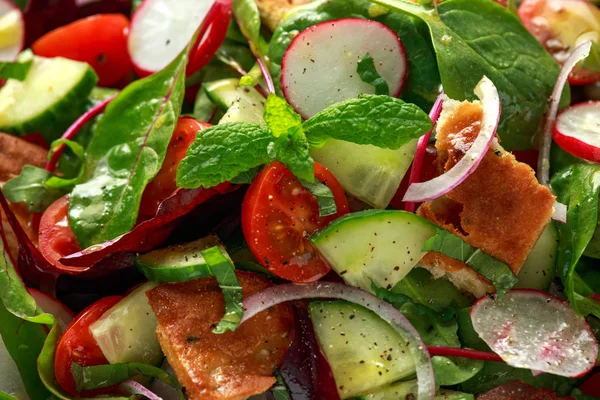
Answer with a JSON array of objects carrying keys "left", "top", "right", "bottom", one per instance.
[
  {"left": 0, "top": 133, "right": 47, "bottom": 182},
  {"left": 146, "top": 271, "right": 294, "bottom": 400},
  {"left": 417, "top": 99, "right": 555, "bottom": 297},
  {"left": 255, "top": 0, "right": 311, "bottom": 31}
]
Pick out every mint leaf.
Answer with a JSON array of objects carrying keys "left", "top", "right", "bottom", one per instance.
[
  {"left": 422, "top": 229, "right": 517, "bottom": 298},
  {"left": 300, "top": 179, "right": 336, "bottom": 217},
  {"left": 239, "top": 74, "right": 256, "bottom": 87},
  {"left": 2, "top": 165, "right": 65, "bottom": 213},
  {"left": 303, "top": 95, "right": 432, "bottom": 149},
  {"left": 357, "top": 53, "right": 390, "bottom": 95},
  {"left": 177, "top": 122, "right": 273, "bottom": 189},
  {"left": 263, "top": 94, "right": 302, "bottom": 138},
  {"left": 0, "top": 50, "right": 33, "bottom": 81},
  {"left": 201, "top": 246, "right": 243, "bottom": 334}
]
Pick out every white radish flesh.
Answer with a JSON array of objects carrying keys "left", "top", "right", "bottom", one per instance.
[
  {"left": 28, "top": 288, "right": 74, "bottom": 330},
  {"left": 553, "top": 101, "right": 600, "bottom": 162},
  {"left": 0, "top": 0, "right": 24, "bottom": 62},
  {"left": 281, "top": 18, "right": 407, "bottom": 118},
  {"left": 128, "top": 0, "right": 214, "bottom": 75},
  {"left": 471, "top": 289, "right": 597, "bottom": 378}
]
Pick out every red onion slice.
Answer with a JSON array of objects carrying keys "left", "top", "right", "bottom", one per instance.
[
  {"left": 118, "top": 380, "right": 163, "bottom": 400},
  {"left": 241, "top": 282, "right": 436, "bottom": 400},
  {"left": 404, "top": 92, "right": 445, "bottom": 212},
  {"left": 537, "top": 41, "right": 592, "bottom": 186},
  {"left": 403, "top": 76, "right": 501, "bottom": 202},
  {"left": 551, "top": 201, "right": 567, "bottom": 223}
]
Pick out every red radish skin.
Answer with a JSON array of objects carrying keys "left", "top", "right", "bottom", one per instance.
[
  {"left": 0, "top": 0, "right": 25, "bottom": 61},
  {"left": 470, "top": 289, "right": 598, "bottom": 378},
  {"left": 553, "top": 101, "right": 600, "bottom": 163},
  {"left": 28, "top": 288, "right": 74, "bottom": 330},
  {"left": 281, "top": 18, "right": 407, "bottom": 118}
]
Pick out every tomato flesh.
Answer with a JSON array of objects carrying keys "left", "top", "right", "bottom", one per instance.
[
  {"left": 32, "top": 14, "right": 131, "bottom": 87},
  {"left": 55, "top": 295, "right": 122, "bottom": 396},
  {"left": 242, "top": 161, "right": 349, "bottom": 282},
  {"left": 138, "top": 117, "right": 210, "bottom": 221},
  {"left": 38, "top": 195, "right": 82, "bottom": 273},
  {"left": 519, "top": 0, "right": 600, "bottom": 85}
]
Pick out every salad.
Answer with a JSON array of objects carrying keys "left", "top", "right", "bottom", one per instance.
[{"left": 1, "top": 0, "right": 600, "bottom": 399}]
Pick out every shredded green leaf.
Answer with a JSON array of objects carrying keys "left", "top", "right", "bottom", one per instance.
[
  {"left": 201, "top": 246, "right": 244, "bottom": 334},
  {"left": 422, "top": 229, "right": 517, "bottom": 298},
  {"left": 0, "top": 50, "right": 33, "bottom": 81},
  {"left": 300, "top": 179, "right": 337, "bottom": 217},
  {"left": 357, "top": 52, "right": 390, "bottom": 95}
]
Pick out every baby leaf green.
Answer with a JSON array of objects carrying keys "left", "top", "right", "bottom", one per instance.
[{"left": 357, "top": 53, "right": 390, "bottom": 95}]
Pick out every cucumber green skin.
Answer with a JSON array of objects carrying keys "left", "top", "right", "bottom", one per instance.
[
  {"left": 353, "top": 380, "right": 474, "bottom": 400},
  {"left": 204, "top": 78, "right": 264, "bottom": 111},
  {"left": 0, "top": 67, "right": 97, "bottom": 142},
  {"left": 135, "top": 258, "right": 212, "bottom": 284}
]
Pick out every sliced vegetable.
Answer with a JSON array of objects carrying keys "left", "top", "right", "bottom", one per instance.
[
  {"left": 0, "top": 49, "right": 32, "bottom": 80},
  {"left": 241, "top": 282, "right": 436, "bottom": 400},
  {"left": 281, "top": 18, "right": 406, "bottom": 118},
  {"left": 310, "top": 209, "right": 436, "bottom": 293},
  {"left": 422, "top": 228, "right": 518, "bottom": 298},
  {"left": 204, "top": 77, "right": 265, "bottom": 112},
  {"left": 242, "top": 161, "right": 349, "bottom": 282},
  {"left": 471, "top": 289, "right": 598, "bottom": 378},
  {"left": 553, "top": 101, "right": 600, "bottom": 163},
  {"left": 538, "top": 40, "right": 592, "bottom": 186},
  {"left": 28, "top": 288, "right": 74, "bottom": 330},
  {"left": 89, "top": 282, "right": 162, "bottom": 366},
  {"left": 0, "top": 0, "right": 24, "bottom": 61},
  {"left": 309, "top": 301, "right": 416, "bottom": 399},
  {"left": 403, "top": 76, "right": 500, "bottom": 202},
  {"left": 0, "top": 55, "right": 97, "bottom": 141},
  {"left": 515, "top": 223, "right": 557, "bottom": 291}
]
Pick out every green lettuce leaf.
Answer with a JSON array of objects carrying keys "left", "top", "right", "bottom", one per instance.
[{"left": 357, "top": 52, "right": 390, "bottom": 95}]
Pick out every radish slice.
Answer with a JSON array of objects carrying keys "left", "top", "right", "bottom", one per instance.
[
  {"left": 0, "top": 0, "right": 24, "bottom": 62},
  {"left": 28, "top": 288, "right": 74, "bottom": 330},
  {"left": 128, "top": 0, "right": 229, "bottom": 76},
  {"left": 471, "top": 289, "right": 598, "bottom": 378},
  {"left": 281, "top": 18, "right": 407, "bottom": 118},
  {"left": 538, "top": 40, "right": 592, "bottom": 186},
  {"left": 553, "top": 101, "right": 600, "bottom": 163},
  {"left": 242, "top": 282, "right": 436, "bottom": 400},
  {"left": 403, "top": 76, "right": 501, "bottom": 202}
]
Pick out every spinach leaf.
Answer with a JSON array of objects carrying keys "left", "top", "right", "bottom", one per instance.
[
  {"left": 400, "top": 302, "right": 484, "bottom": 386},
  {"left": 177, "top": 122, "right": 273, "bottom": 188},
  {"left": 0, "top": 50, "right": 33, "bottom": 81},
  {"left": 232, "top": 0, "right": 265, "bottom": 56},
  {"left": 369, "top": 0, "right": 564, "bottom": 150},
  {"left": 264, "top": 94, "right": 313, "bottom": 181},
  {"left": 2, "top": 165, "right": 65, "bottom": 213},
  {"left": 552, "top": 164, "right": 600, "bottom": 318},
  {"left": 69, "top": 45, "right": 189, "bottom": 249},
  {"left": 0, "top": 393, "right": 17, "bottom": 400},
  {"left": 357, "top": 53, "right": 390, "bottom": 95},
  {"left": 201, "top": 246, "right": 244, "bottom": 334},
  {"left": 300, "top": 179, "right": 337, "bottom": 217},
  {"left": 302, "top": 94, "right": 432, "bottom": 149},
  {"left": 571, "top": 389, "right": 599, "bottom": 400},
  {"left": 45, "top": 139, "right": 86, "bottom": 189},
  {"left": 268, "top": 0, "right": 440, "bottom": 110},
  {"left": 422, "top": 228, "right": 517, "bottom": 298},
  {"left": 0, "top": 302, "right": 50, "bottom": 400}
]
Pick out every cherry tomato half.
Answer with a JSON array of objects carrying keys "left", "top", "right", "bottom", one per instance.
[
  {"left": 138, "top": 117, "right": 211, "bottom": 221},
  {"left": 32, "top": 14, "right": 131, "bottom": 87},
  {"left": 55, "top": 295, "right": 122, "bottom": 396},
  {"left": 39, "top": 195, "right": 81, "bottom": 273},
  {"left": 519, "top": 0, "right": 600, "bottom": 85},
  {"left": 242, "top": 161, "right": 349, "bottom": 282}
]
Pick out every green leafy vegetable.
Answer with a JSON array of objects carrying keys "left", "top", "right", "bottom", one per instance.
[
  {"left": 177, "top": 122, "right": 273, "bottom": 188},
  {"left": 71, "top": 362, "right": 184, "bottom": 398},
  {"left": 357, "top": 53, "right": 390, "bottom": 95},
  {"left": 69, "top": 45, "right": 189, "bottom": 249},
  {"left": 300, "top": 179, "right": 337, "bottom": 217},
  {"left": 302, "top": 94, "right": 432, "bottom": 149},
  {"left": 201, "top": 246, "right": 244, "bottom": 334},
  {"left": 581, "top": 41, "right": 600, "bottom": 72},
  {"left": 239, "top": 75, "right": 257, "bottom": 87},
  {"left": 268, "top": 0, "right": 441, "bottom": 110},
  {"left": 0, "top": 392, "right": 18, "bottom": 400},
  {"left": 552, "top": 164, "right": 600, "bottom": 318},
  {"left": 0, "top": 50, "right": 33, "bottom": 81},
  {"left": 2, "top": 165, "right": 65, "bottom": 213},
  {"left": 45, "top": 139, "right": 86, "bottom": 188},
  {"left": 232, "top": 0, "right": 268, "bottom": 57},
  {"left": 367, "top": 0, "right": 565, "bottom": 150},
  {"left": 422, "top": 229, "right": 517, "bottom": 298}
]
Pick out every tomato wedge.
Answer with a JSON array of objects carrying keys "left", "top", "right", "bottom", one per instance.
[
  {"left": 55, "top": 295, "right": 122, "bottom": 396},
  {"left": 242, "top": 161, "right": 349, "bottom": 282},
  {"left": 32, "top": 14, "right": 131, "bottom": 87}
]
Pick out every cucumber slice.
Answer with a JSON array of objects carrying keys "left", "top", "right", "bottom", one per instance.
[
  {"left": 89, "top": 282, "right": 162, "bottom": 366},
  {"left": 204, "top": 78, "right": 266, "bottom": 124},
  {"left": 136, "top": 234, "right": 231, "bottom": 283},
  {"left": 515, "top": 223, "right": 557, "bottom": 290},
  {"left": 309, "top": 301, "right": 415, "bottom": 399},
  {"left": 0, "top": 55, "right": 97, "bottom": 141},
  {"left": 354, "top": 380, "right": 474, "bottom": 400},
  {"left": 310, "top": 210, "right": 436, "bottom": 293},
  {"left": 311, "top": 138, "right": 416, "bottom": 209}
]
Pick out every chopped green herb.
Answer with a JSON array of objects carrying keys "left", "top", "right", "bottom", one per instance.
[{"left": 357, "top": 52, "right": 390, "bottom": 95}]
